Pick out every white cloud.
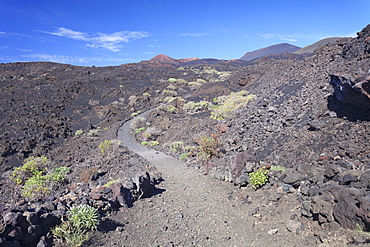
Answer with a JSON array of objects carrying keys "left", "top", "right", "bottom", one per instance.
[
  {"left": 20, "top": 53, "right": 134, "bottom": 65},
  {"left": 345, "top": 32, "right": 357, "bottom": 38},
  {"left": 282, "top": 38, "right": 298, "bottom": 42},
  {"left": 259, "top": 33, "right": 309, "bottom": 42},
  {"left": 259, "top": 32, "right": 358, "bottom": 42},
  {"left": 46, "top": 27, "right": 151, "bottom": 52},
  {"left": 16, "top": 48, "right": 33, "bottom": 52},
  {"left": 49, "top": 27, "right": 88, "bottom": 41},
  {"left": 179, "top": 33, "right": 207, "bottom": 37},
  {"left": 0, "top": 31, "right": 27, "bottom": 38}
]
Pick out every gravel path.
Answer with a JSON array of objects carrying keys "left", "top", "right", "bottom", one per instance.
[{"left": 95, "top": 112, "right": 316, "bottom": 247}]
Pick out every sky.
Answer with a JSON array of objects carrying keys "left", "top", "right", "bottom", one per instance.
[{"left": 0, "top": 0, "right": 369, "bottom": 67}]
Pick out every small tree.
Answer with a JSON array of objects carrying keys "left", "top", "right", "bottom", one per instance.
[{"left": 196, "top": 134, "right": 221, "bottom": 174}]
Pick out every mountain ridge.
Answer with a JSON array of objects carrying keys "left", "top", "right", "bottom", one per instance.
[{"left": 240, "top": 43, "right": 301, "bottom": 61}]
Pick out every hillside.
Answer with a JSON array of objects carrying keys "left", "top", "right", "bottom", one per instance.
[
  {"left": 0, "top": 25, "right": 370, "bottom": 246},
  {"left": 240, "top": 43, "right": 301, "bottom": 61},
  {"left": 147, "top": 54, "right": 251, "bottom": 67},
  {"left": 293, "top": 37, "right": 343, "bottom": 54}
]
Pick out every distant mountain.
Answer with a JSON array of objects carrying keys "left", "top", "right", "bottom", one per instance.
[
  {"left": 149, "top": 54, "right": 199, "bottom": 66},
  {"left": 293, "top": 37, "right": 343, "bottom": 55},
  {"left": 240, "top": 43, "right": 301, "bottom": 61},
  {"left": 147, "top": 55, "right": 250, "bottom": 67}
]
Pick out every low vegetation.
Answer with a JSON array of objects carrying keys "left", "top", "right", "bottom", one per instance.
[
  {"left": 10, "top": 156, "right": 70, "bottom": 199},
  {"left": 196, "top": 135, "right": 220, "bottom": 161},
  {"left": 249, "top": 167, "right": 269, "bottom": 189},
  {"left": 211, "top": 90, "right": 255, "bottom": 120},
  {"left": 169, "top": 141, "right": 184, "bottom": 153},
  {"left": 99, "top": 140, "right": 112, "bottom": 154},
  {"left": 52, "top": 204, "right": 100, "bottom": 247}
]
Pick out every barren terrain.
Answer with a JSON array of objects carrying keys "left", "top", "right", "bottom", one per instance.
[{"left": 0, "top": 25, "right": 370, "bottom": 247}]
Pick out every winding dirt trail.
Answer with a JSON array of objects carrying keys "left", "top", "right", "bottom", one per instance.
[{"left": 91, "top": 112, "right": 315, "bottom": 247}]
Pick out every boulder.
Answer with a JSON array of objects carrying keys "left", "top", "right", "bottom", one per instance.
[
  {"left": 133, "top": 172, "right": 154, "bottom": 199},
  {"left": 333, "top": 188, "right": 366, "bottom": 229},
  {"left": 329, "top": 70, "right": 370, "bottom": 109},
  {"left": 229, "top": 151, "right": 257, "bottom": 183}
]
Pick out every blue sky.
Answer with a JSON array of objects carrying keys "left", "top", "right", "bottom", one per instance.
[{"left": 0, "top": 0, "right": 369, "bottom": 66}]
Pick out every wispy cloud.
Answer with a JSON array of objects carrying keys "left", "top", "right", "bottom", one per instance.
[
  {"left": 0, "top": 31, "right": 28, "bottom": 38},
  {"left": 20, "top": 53, "right": 134, "bottom": 65},
  {"left": 49, "top": 27, "right": 88, "bottom": 41},
  {"left": 258, "top": 32, "right": 357, "bottom": 42},
  {"left": 258, "top": 33, "right": 309, "bottom": 42},
  {"left": 179, "top": 33, "right": 207, "bottom": 37},
  {"left": 45, "top": 27, "right": 151, "bottom": 52}
]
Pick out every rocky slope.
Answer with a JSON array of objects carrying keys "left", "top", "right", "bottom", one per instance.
[
  {"left": 135, "top": 25, "right": 370, "bottom": 243},
  {"left": 293, "top": 37, "right": 343, "bottom": 55}
]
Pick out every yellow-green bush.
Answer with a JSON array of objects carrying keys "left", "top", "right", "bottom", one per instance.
[
  {"left": 197, "top": 78, "right": 207, "bottom": 84},
  {"left": 176, "top": 78, "right": 187, "bottom": 84},
  {"left": 99, "top": 140, "right": 112, "bottom": 154},
  {"left": 249, "top": 167, "right": 268, "bottom": 189},
  {"left": 10, "top": 156, "right": 49, "bottom": 184},
  {"left": 167, "top": 84, "right": 177, "bottom": 90},
  {"left": 183, "top": 101, "right": 211, "bottom": 113},
  {"left": 10, "top": 156, "right": 70, "bottom": 199},
  {"left": 210, "top": 90, "right": 255, "bottom": 120},
  {"left": 169, "top": 141, "right": 184, "bottom": 153},
  {"left": 162, "top": 89, "right": 177, "bottom": 97},
  {"left": 157, "top": 104, "right": 178, "bottom": 113},
  {"left": 188, "top": 81, "right": 202, "bottom": 87}
]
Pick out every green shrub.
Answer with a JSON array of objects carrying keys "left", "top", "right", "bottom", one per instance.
[
  {"left": 99, "top": 140, "right": 112, "bottom": 154},
  {"left": 49, "top": 166, "right": 71, "bottom": 182},
  {"left": 131, "top": 111, "right": 141, "bottom": 117},
  {"left": 169, "top": 141, "right": 184, "bottom": 153},
  {"left": 210, "top": 91, "right": 255, "bottom": 120},
  {"left": 52, "top": 204, "right": 100, "bottom": 247},
  {"left": 188, "top": 81, "right": 202, "bottom": 88},
  {"left": 158, "top": 104, "right": 178, "bottom": 113},
  {"left": 75, "top": 130, "right": 83, "bottom": 136},
  {"left": 69, "top": 205, "right": 100, "bottom": 231},
  {"left": 176, "top": 78, "right": 187, "bottom": 84},
  {"left": 10, "top": 156, "right": 48, "bottom": 184},
  {"left": 249, "top": 167, "right": 269, "bottom": 189},
  {"left": 135, "top": 127, "right": 147, "bottom": 133},
  {"left": 141, "top": 141, "right": 149, "bottom": 146},
  {"left": 21, "top": 166, "right": 70, "bottom": 198},
  {"left": 183, "top": 101, "right": 211, "bottom": 113},
  {"left": 162, "top": 89, "right": 178, "bottom": 97},
  {"left": 22, "top": 174, "right": 49, "bottom": 198},
  {"left": 142, "top": 131, "right": 152, "bottom": 139},
  {"left": 197, "top": 78, "right": 207, "bottom": 84},
  {"left": 196, "top": 135, "right": 220, "bottom": 161},
  {"left": 10, "top": 156, "right": 70, "bottom": 199},
  {"left": 148, "top": 141, "right": 159, "bottom": 146},
  {"left": 270, "top": 165, "right": 286, "bottom": 172},
  {"left": 87, "top": 129, "right": 99, "bottom": 137},
  {"left": 179, "top": 153, "right": 188, "bottom": 161},
  {"left": 167, "top": 84, "right": 177, "bottom": 90},
  {"left": 168, "top": 78, "right": 177, "bottom": 83}
]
